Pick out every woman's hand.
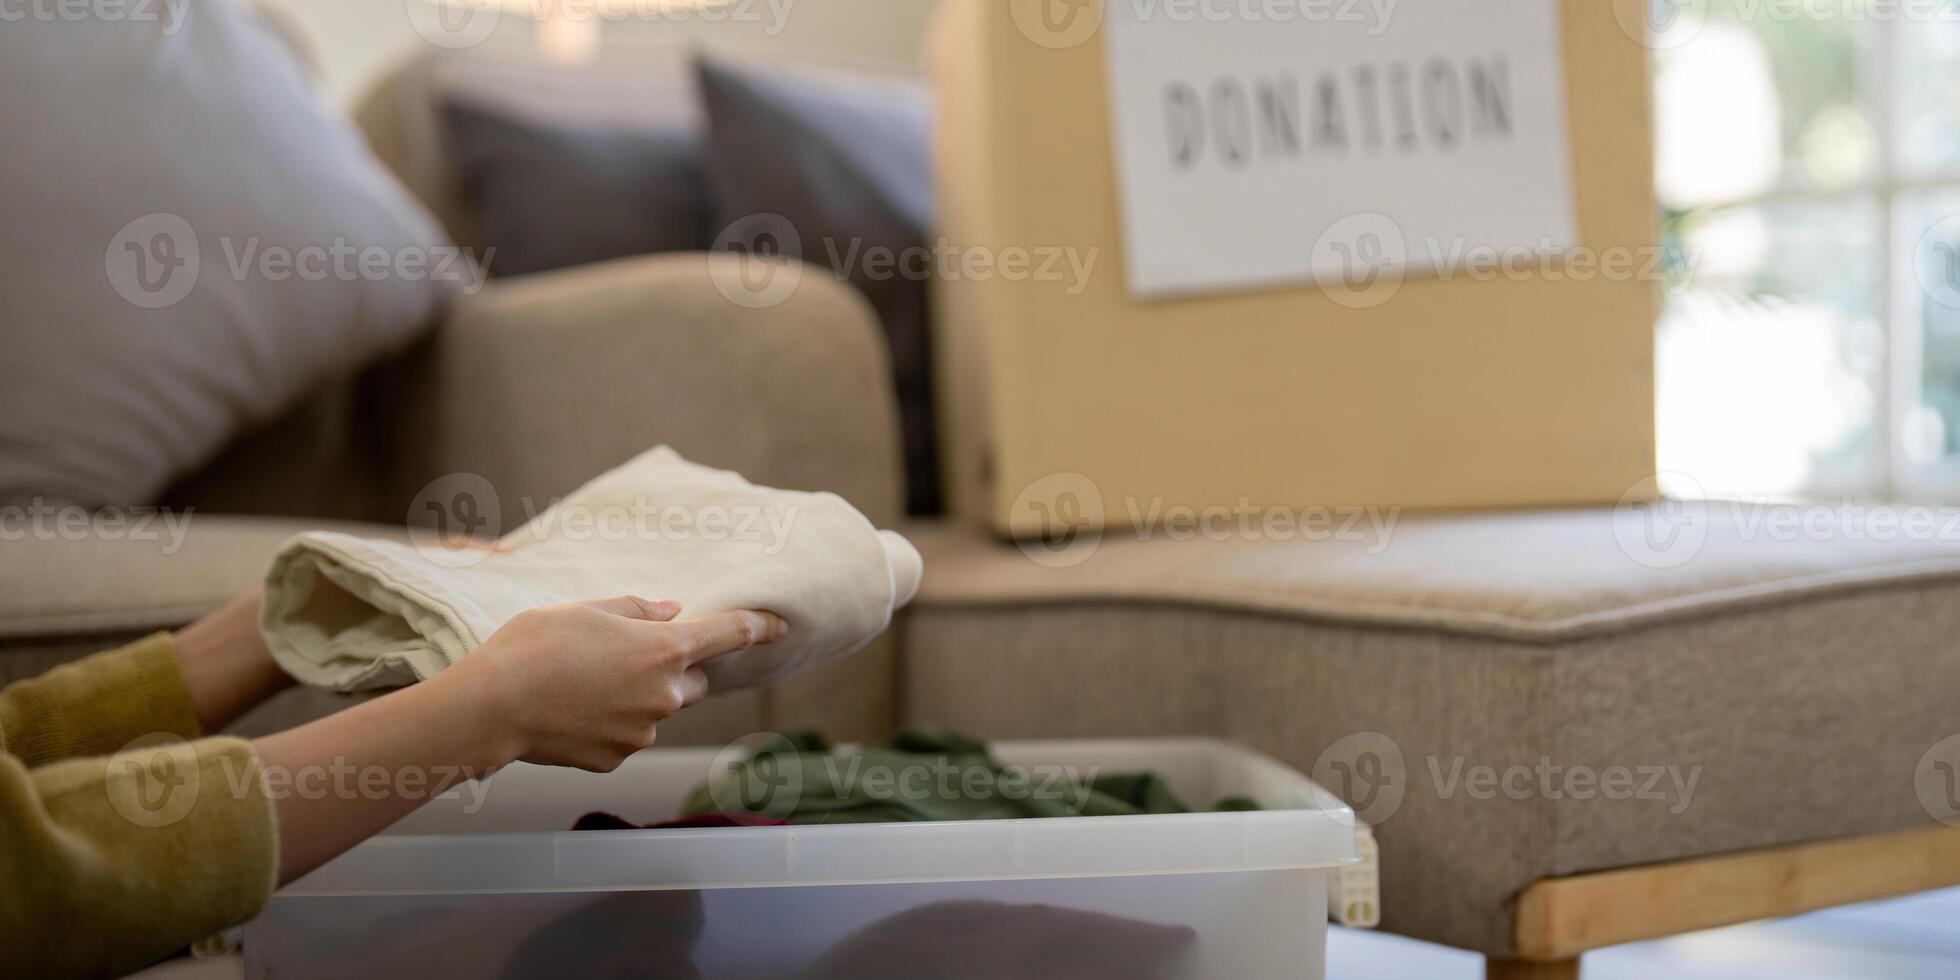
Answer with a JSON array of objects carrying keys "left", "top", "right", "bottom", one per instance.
[
  {"left": 435, "top": 597, "right": 788, "bottom": 772},
  {"left": 254, "top": 597, "right": 787, "bottom": 883}
]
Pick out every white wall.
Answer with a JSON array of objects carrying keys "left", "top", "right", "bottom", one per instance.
[{"left": 255, "top": 0, "right": 944, "bottom": 104}]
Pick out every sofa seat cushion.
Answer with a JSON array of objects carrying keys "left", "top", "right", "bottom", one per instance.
[
  {"left": 0, "top": 516, "right": 401, "bottom": 650},
  {"left": 908, "top": 506, "right": 1960, "bottom": 640},
  {"left": 901, "top": 506, "right": 1960, "bottom": 956}
]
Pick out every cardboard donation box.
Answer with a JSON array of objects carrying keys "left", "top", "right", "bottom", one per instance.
[{"left": 931, "top": 0, "right": 1660, "bottom": 536}]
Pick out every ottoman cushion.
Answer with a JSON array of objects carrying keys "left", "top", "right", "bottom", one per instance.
[{"left": 901, "top": 506, "right": 1960, "bottom": 955}]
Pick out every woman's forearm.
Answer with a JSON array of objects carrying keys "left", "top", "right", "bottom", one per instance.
[
  {"left": 173, "top": 589, "right": 294, "bottom": 733},
  {"left": 253, "top": 669, "right": 516, "bottom": 884},
  {"left": 248, "top": 598, "right": 782, "bottom": 885}
]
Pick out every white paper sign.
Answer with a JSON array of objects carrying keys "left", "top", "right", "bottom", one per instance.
[{"left": 1102, "top": 0, "right": 1577, "bottom": 299}]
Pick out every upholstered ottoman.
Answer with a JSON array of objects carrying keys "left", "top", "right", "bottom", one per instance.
[{"left": 902, "top": 506, "right": 1960, "bottom": 977}]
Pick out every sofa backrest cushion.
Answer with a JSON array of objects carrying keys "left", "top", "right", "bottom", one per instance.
[
  {"left": 695, "top": 54, "right": 941, "bottom": 515},
  {"left": 353, "top": 49, "right": 709, "bottom": 251},
  {"left": 0, "top": 0, "right": 464, "bottom": 508},
  {"left": 441, "top": 97, "right": 712, "bottom": 278}
]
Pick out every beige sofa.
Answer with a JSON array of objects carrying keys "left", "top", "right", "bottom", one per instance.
[
  {"left": 0, "top": 245, "right": 905, "bottom": 745},
  {"left": 8, "top": 47, "right": 1960, "bottom": 980}
]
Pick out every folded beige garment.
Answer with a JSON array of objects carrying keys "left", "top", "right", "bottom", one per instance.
[{"left": 260, "top": 447, "right": 922, "bottom": 692}]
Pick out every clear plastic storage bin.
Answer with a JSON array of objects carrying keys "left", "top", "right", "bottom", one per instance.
[{"left": 245, "top": 738, "right": 1359, "bottom": 979}]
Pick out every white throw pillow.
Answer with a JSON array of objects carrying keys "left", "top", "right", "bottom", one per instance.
[{"left": 0, "top": 0, "right": 467, "bottom": 507}]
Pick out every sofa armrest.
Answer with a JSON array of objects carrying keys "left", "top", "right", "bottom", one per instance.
[{"left": 391, "top": 253, "right": 904, "bottom": 530}]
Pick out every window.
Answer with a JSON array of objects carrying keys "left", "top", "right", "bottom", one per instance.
[{"left": 1652, "top": 1, "right": 1960, "bottom": 501}]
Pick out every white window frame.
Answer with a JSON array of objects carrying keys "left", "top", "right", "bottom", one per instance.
[
  {"left": 1878, "top": 21, "right": 1960, "bottom": 501},
  {"left": 1662, "top": 18, "right": 1960, "bottom": 502}
]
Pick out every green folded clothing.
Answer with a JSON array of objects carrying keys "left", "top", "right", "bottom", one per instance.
[{"left": 681, "top": 727, "right": 1258, "bottom": 825}]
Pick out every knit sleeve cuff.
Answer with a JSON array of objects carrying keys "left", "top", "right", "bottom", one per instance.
[{"left": 0, "top": 633, "right": 203, "bottom": 767}]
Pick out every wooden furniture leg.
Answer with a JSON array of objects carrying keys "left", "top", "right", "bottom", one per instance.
[{"left": 1486, "top": 956, "right": 1580, "bottom": 980}]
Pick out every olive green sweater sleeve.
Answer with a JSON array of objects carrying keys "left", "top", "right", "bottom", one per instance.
[
  {"left": 0, "top": 634, "right": 202, "bottom": 766},
  {"left": 0, "top": 634, "right": 280, "bottom": 979}
]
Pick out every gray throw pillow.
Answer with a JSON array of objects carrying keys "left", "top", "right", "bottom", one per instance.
[
  {"left": 694, "top": 55, "right": 942, "bottom": 515},
  {"left": 0, "top": 1, "right": 464, "bottom": 508},
  {"left": 442, "top": 98, "right": 711, "bottom": 278}
]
